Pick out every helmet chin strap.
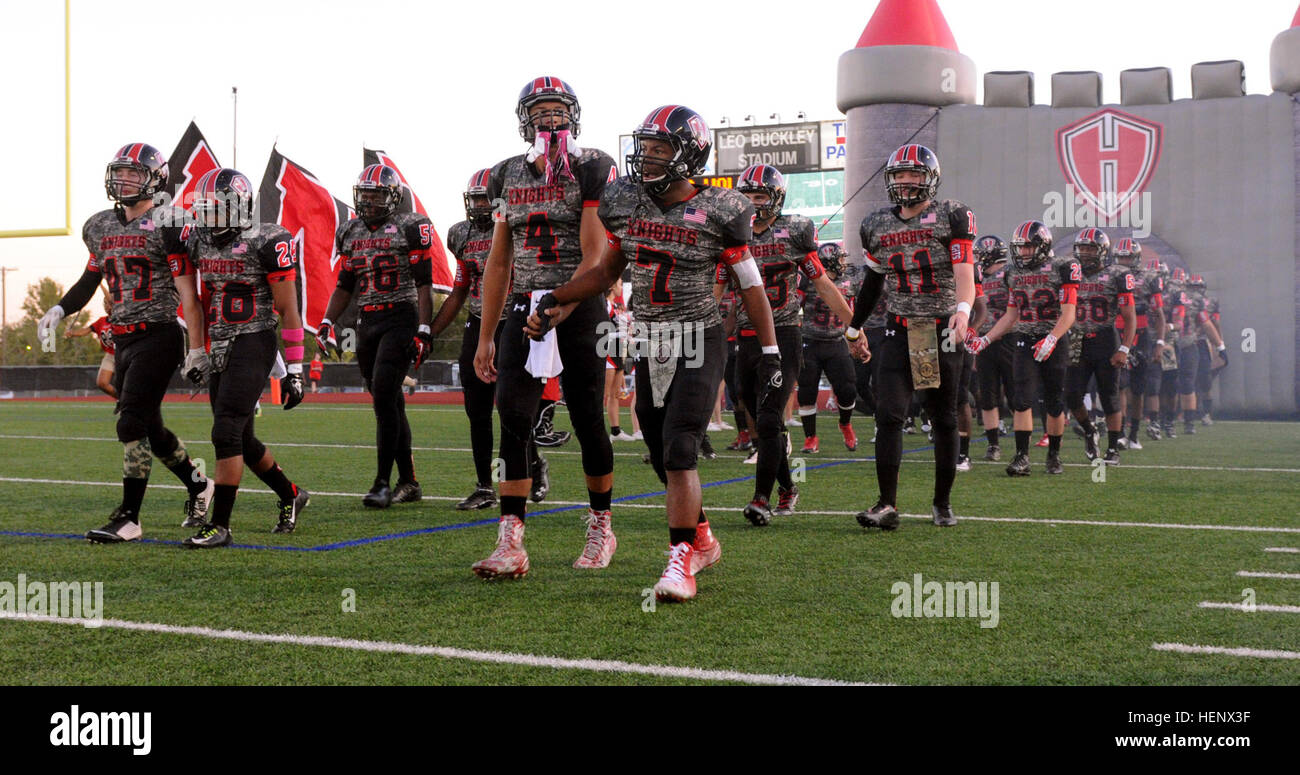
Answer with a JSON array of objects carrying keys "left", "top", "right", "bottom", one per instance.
[{"left": 526, "top": 129, "right": 581, "bottom": 185}]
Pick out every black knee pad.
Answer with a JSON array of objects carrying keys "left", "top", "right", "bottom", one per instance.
[
  {"left": 116, "top": 411, "right": 149, "bottom": 444},
  {"left": 211, "top": 415, "right": 248, "bottom": 460},
  {"left": 1044, "top": 394, "right": 1066, "bottom": 417},
  {"left": 756, "top": 411, "right": 784, "bottom": 440},
  {"left": 242, "top": 438, "right": 267, "bottom": 467},
  {"left": 663, "top": 432, "right": 699, "bottom": 472},
  {"left": 1097, "top": 384, "right": 1120, "bottom": 415}
]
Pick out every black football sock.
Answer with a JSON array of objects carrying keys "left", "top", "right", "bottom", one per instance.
[
  {"left": 839, "top": 407, "right": 855, "bottom": 426},
  {"left": 697, "top": 508, "right": 708, "bottom": 525},
  {"left": 210, "top": 484, "right": 238, "bottom": 529},
  {"left": 1184, "top": 409, "right": 1198, "bottom": 426},
  {"left": 501, "top": 495, "right": 527, "bottom": 520},
  {"left": 959, "top": 435, "right": 971, "bottom": 457},
  {"left": 669, "top": 527, "right": 695, "bottom": 546},
  {"left": 1015, "top": 430, "right": 1031, "bottom": 455},
  {"left": 165, "top": 457, "right": 207, "bottom": 496},
  {"left": 1202, "top": 397, "right": 1213, "bottom": 416},
  {"left": 1107, "top": 430, "right": 1122, "bottom": 452},
  {"left": 776, "top": 441, "right": 793, "bottom": 490},
  {"left": 1078, "top": 416, "right": 1096, "bottom": 436},
  {"left": 1128, "top": 417, "right": 1140, "bottom": 439},
  {"left": 986, "top": 428, "right": 999, "bottom": 447},
  {"left": 588, "top": 488, "right": 612, "bottom": 512},
  {"left": 395, "top": 451, "right": 416, "bottom": 486},
  {"left": 802, "top": 413, "right": 817, "bottom": 438},
  {"left": 254, "top": 463, "right": 297, "bottom": 504},
  {"left": 610, "top": 425, "right": 622, "bottom": 437},
  {"left": 122, "top": 477, "right": 148, "bottom": 521},
  {"left": 1048, "top": 435, "right": 1062, "bottom": 456},
  {"left": 469, "top": 415, "right": 494, "bottom": 486}
]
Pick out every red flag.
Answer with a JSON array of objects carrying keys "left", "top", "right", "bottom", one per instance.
[
  {"left": 363, "top": 148, "right": 454, "bottom": 292},
  {"left": 257, "top": 148, "right": 354, "bottom": 332},
  {"left": 167, "top": 122, "right": 222, "bottom": 211}
]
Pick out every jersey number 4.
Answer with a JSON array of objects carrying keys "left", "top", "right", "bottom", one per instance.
[{"left": 525, "top": 212, "right": 559, "bottom": 264}]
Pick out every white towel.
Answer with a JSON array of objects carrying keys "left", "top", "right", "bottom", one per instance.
[
  {"left": 269, "top": 351, "right": 288, "bottom": 380},
  {"left": 525, "top": 290, "right": 564, "bottom": 379}
]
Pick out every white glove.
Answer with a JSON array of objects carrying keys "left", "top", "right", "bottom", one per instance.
[
  {"left": 184, "top": 347, "right": 211, "bottom": 385},
  {"left": 1032, "top": 333, "right": 1058, "bottom": 362},
  {"left": 38, "top": 305, "right": 65, "bottom": 344}
]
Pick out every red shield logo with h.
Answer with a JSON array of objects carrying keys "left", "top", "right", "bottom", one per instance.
[{"left": 1056, "top": 108, "right": 1162, "bottom": 221}]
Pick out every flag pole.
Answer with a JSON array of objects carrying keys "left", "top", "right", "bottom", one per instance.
[{"left": 231, "top": 86, "right": 238, "bottom": 168}]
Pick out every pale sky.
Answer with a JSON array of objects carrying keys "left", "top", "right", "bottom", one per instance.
[{"left": 1, "top": 0, "right": 1293, "bottom": 322}]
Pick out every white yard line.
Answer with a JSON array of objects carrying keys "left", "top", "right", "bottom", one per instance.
[
  {"left": 1152, "top": 642, "right": 1300, "bottom": 660},
  {"left": 1264, "top": 547, "right": 1300, "bottom": 554},
  {"left": 0, "top": 613, "right": 875, "bottom": 686},
  {"left": 1236, "top": 571, "right": 1300, "bottom": 580},
  {"left": 1198, "top": 601, "right": 1300, "bottom": 613}
]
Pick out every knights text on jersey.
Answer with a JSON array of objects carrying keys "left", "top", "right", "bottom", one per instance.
[
  {"left": 979, "top": 263, "right": 1011, "bottom": 334},
  {"left": 489, "top": 148, "right": 617, "bottom": 295},
  {"left": 1074, "top": 266, "right": 1134, "bottom": 334},
  {"left": 799, "top": 270, "right": 854, "bottom": 341},
  {"left": 82, "top": 206, "right": 193, "bottom": 327},
  {"left": 1006, "top": 257, "right": 1081, "bottom": 337},
  {"left": 334, "top": 212, "right": 435, "bottom": 311},
  {"left": 447, "top": 219, "right": 501, "bottom": 320},
  {"left": 598, "top": 178, "right": 752, "bottom": 326},
  {"left": 189, "top": 223, "right": 297, "bottom": 342},
  {"left": 732, "top": 214, "right": 821, "bottom": 330},
  {"left": 859, "top": 198, "right": 976, "bottom": 319}
]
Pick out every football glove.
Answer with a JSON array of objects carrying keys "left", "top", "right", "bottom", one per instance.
[
  {"left": 37, "top": 305, "right": 65, "bottom": 345},
  {"left": 281, "top": 372, "right": 305, "bottom": 411},
  {"left": 528, "top": 293, "right": 560, "bottom": 341},
  {"left": 183, "top": 347, "right": 210, "bottom": 385},
  {"left": 315, "top": 320, "right": 339, "bottom": 358},
  {"left": 757, "top": 352, "right": 784, "bottom": 411},
  {"left": 966, "top": 333, "right": 990, "bottom": 356},
  {"left": 409, "top": 330, "right": 434, "bottom": 368},
  {"left": 1032, "top": 333, "right": 1058, "bottom": 362}
]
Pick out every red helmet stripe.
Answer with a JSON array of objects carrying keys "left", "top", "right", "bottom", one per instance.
[
  {"left": 907, "top": 144, "right": 919, "bottom": 164},
  {"left": 128, "top": 143, "right": 144, "bottom": 163},
  {"left": 651, "top": 105, "right": 676, "bottom": 132}
]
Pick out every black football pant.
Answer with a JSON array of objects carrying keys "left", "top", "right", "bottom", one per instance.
[
  {"left": 113, "top": 322, "right": 195, "bottom": 487},
  {"left": 208, "top": 329, "right": 277, "bottom": 463},
  {"left": 873, "top": 316, "right": 963, "bottom": 509},
  {"left": 798, "top": 337, "right": 857, "bottom": 436},
  {"left": 637, "top": 326, "right": 725, "bottom": 483},
  {"left": 461, "top": 314, "right": 541, "bottom": 487},
  {"left": 358, "top": 307, "right": 416, "bottom": 485},
  {"left": 723, "top": 338, "right": 744, "bottom": 431},
  {"left": 977, "top": 338, "right": 1015, "bottom": 412},
  {"left": 496, "top": 294, "right": 612, "bottom": 482},
  {"left": 1011, "top": 331, "right": 1070, "bottom": 417},
  {"left": 1066, "top": 329, "right": 1120, "bottom": 416},
  {"left": 737, "top": 326, "right": 802, "bottom": 500}
]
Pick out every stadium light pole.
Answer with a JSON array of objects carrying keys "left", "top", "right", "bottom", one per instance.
[
  {"left": 770, "top": 113, "right": 781, "bottom": 123},
  {"left": 1, "top": 266, "right": 18, "bottom": 377},
  {"left": 743, "top": 114, "right": 755, "bottom": 125}
]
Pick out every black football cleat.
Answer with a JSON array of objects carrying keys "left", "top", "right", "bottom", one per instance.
[
  {"left": 392, "top": 481, "right": 423, "bottom": 504},
  {"left": 182, "top": 478, "right": 215, "bottom": 528},
  {"left": 984, "top": 444, "right": 1002, "bottom": 462},
  {"left": 700, "top": 435, "right": 718, "bottom": 460},
  {"left": 1045, "top": 454, "right": 1064, "bottom": 475},
  {"left": 743, "top": 497, "right": 772, "bottom": 527},
  {"left": 856, "top": 502, "right": 900, "bottom": 531},
  {"left": 1146, "top": 422, "right": 1162, "bottom": 441},
  {"left": 530, "top": 455, "right": 550, "bottom": 503},
  {"left": 931, "top": 504, "right": 957, "bottom": 527},
  {"left": 773, "top": 485, "right": 799, "bottom": 517},
  {"left": 456, "top": 485, "right": 497, "bottom": 511},
  {"left": 273, "top": 486, "right": 310, "bottom": 534},
  {"left": 86, "top": 508, "right": 142, "bottom": 543},
  {"left": 1103, "top": 449, "right": 1121, "bottom": 466},
  {"left": 1006, "top": 452, "right": 1031, "bottom": 477},
  {"left": 1183, "top": 423, "right": 1197, "bottom": 436},
  {"left": 363, "top": 479, "right": 393, "bottom": 509},
  {"left": 1083, "top": 430, "right": 1099, "bottom": 461},
  {"left": 1163, "top": 422, "right": 1177, "bottom": 439},
  {"left": 183, "top": 523, "right": 232, "bottom": 548}
]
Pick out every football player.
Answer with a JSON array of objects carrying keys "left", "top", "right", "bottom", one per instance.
[
  {"left": 1174, "top": 272, "right": 1227, "bottom": 434},
  {"left": 527, "top": 104, "right": 775, "bottom": 601},
  {"left": 973, "top": 235, "right": 1014, "bottom": 460},
  {"left": 471, "top": 77, "right": 619, "bottom": 578},
  {"left": 968, "top": 221, "right": 1079, "bottom": 476},
  {"left": 181, "top": 168, "right": 310, "bottom": 545},
  {"left": 1113, "top": 242, "right": 1165, "bottom": 450},
  {"left": 846, "top": 144, "right": 977, "bottom": 528},
  {"left": 316, "top": 164, "right": 435, "bottom": 508},
  {"left": 955, "top": 257, "right": 988, "bottom": 470},
  {"left": 719, "top": 164, "right": 853, "bottom": 524},
  {"left": 38, "top": 143, "right": 214, "bottom": 542},
  {"left": 1190, "top": 274, "right": 1226, "bottom": 424},
  {"left": 63, "top": 294, "right": 118, "bottom": 398},
  {"left": 797, "top": 242, "right": 860, "bottom": 454},
  {"left": 435, "top": 169, "right": 548, "bottom": 510},
  {"left": 1062, "top": 229, "right": 1135, "bottom": 465}
]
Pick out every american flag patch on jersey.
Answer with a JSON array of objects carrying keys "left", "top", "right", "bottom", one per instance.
[
  {"left": 921, "top": 212, "right": 937, "bottom": 224},
  {"left": 774, "top": 228, "right": 789, "bottom": 238},
  {"left": 683, "top": 207, "right": 706, "bottom": 225},
  {"left": 139, "top": 219, "right": 155, "bottom": 232},
  {"left": 232, "top": 243, "right": 247, "bottom": 254},
  {"left": 384, "top": 224, "right": 398, "bottom": 233}
]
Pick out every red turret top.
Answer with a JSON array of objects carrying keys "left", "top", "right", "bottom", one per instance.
[
  {"left": 1292, "top": 4, "right": 1300, "bottom": 26},
  {"left": 856, "top": 0, "right": 959, "bottom": 51}
]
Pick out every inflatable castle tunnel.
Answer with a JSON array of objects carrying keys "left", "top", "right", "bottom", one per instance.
[{"left": 838, "top": 0, "right": 1300, "bottom": 416}]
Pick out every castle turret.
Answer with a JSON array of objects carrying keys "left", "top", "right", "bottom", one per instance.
[
  {"left": 1269, "top": 4, "right": 1300, "bottom": 93},
  {"left": 836, "top": 0, "right": 975, "bottom": 263}
]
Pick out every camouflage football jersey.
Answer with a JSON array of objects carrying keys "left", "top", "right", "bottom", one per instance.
[
  {"left": 733, "top": 214, "right": 822, "bottom": 330},
  {"left": 859, "top": 198, "right": 977, "bottom": 319},
  {"left": 334, "top": 212, "right": 435, "bottom": 311},
  {"left": 799, "top": 269, "right": 855, "bottom": 341},
  {"left": 1006, "top": 256, "right": 1081, "bottom": 338},
  {"left": 1128, "top": 267, "right": 1164, "bottom": 328},
  {"left": 82, "top": 206, "right": 193, "bottom": 327},
  {"left": 1073, "top": 266, "right": 1134, "bottom": 335},
  {"left": 447, "top": 219, "right": 501, "bottom": 321},
  {"left": 598, "top": 178, "right": 753, "bottom": 327},
  {"left": 489, "top": 148, "right": 618, "bottom": 295},
  {"left": 978, "top": 262, "right": 1011, "bottom": 335},
  {"left": 1174, "top": 286, "right": 1206, "bottom": 346},
  {"left": 189, "top": 223, "right": 298, "bottom": 342},
  {"left": 1198, "top": 295, "right": 1220, "bottom": 341}
]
